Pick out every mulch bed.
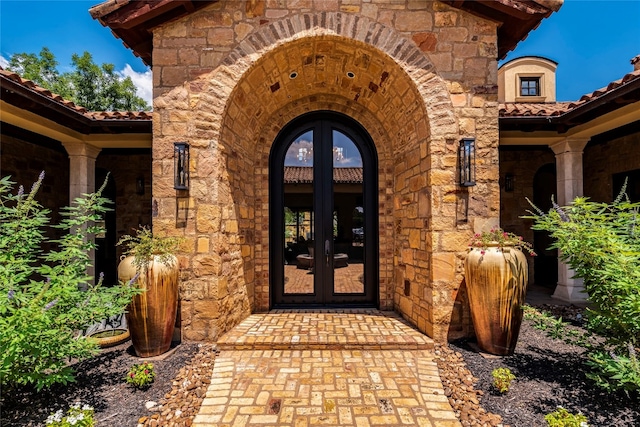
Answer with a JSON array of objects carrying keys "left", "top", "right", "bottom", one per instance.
[{"left": 2, "top": 304, "right": 639, "bottom": 426}]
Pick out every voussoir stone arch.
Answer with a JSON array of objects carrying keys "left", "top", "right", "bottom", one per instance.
[{"left": 192, "top": 11, "right": 457, "bottom": 157}]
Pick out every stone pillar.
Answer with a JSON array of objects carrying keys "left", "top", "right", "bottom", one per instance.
[
  {"left": 549, "top": 138, "right": 589, "bottom": 303},
  {"left": 62, "top": 141, "right": 102, "bottom": 284}
]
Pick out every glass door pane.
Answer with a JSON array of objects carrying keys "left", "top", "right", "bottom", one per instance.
[
  {"left": 283, "top": 131, "right": 315, "bottom": 295},
  {"left": 332, "top": 130, "right": 365, "bottom": 294}
]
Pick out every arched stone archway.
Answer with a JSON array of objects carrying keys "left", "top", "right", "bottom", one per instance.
[{"left": 152, "top": 7, "right": 499, "bottom": 342}]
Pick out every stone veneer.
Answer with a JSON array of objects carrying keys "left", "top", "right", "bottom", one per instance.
[
  {"left": 583, "top": 131, "right": 640, "bottom": 202},
  {"left": 1, "top": 135, "right": 70, "bottom": 253},
  {"left": 150, "top": 1, "right": 501, "bottom": 342}
]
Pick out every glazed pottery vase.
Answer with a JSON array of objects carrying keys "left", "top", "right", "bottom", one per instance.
[
  {"left": 118, "top": 254, "right": 179, "bottom": 357},
  {"left": 465, "top": 244, "right": 529, "bottom": 355}
]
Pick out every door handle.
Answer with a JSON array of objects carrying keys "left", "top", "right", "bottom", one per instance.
[{"left": 325, "top": 239, "right": 330, "bottom": 266}]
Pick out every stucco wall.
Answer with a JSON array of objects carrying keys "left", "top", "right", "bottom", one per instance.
[{"left": 150, "top": 0, "right": 501, "bottom": 342}]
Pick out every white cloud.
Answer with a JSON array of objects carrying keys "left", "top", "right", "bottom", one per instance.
[
  {"left": 119, "top": 64, "right": 153, "bottom": 109},
  {"left": 0, "top": 55, "right": 9, "bottom": 69}
]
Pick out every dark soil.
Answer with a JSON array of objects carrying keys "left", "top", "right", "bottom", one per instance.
[
  {"left": 0, "top": 341, "right": 206, "bottom": 427},
  {"left": 2, "top": 305, "right": 639, "bottom": 427},
  {"left": 447, "top": 304, "right": 640, "bottom": 427}
]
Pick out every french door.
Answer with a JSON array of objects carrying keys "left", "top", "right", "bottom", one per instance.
[{"left": 270, "top": 112, "right": 378, "bottom": 306}]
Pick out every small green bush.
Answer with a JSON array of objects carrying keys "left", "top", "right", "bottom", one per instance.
[
  {"left": 544, "top": 406, "right": 589, "bottom": 427},
  {"left": 526, "top": 187, "right": 640, "bottom": 395},
  {"left": 125, "top": 361, "right": 156, "bottom": 389},
  {"left": 492, "top": 367, "right": 516, "bottom": 393},
  {"left": 45, "top": 402, "right": 95, "bottom": 426},
  {"left": 0, "top": 173, "right": 141, "bottom": 390}
]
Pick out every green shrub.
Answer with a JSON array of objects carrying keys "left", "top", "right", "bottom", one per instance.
[
  {"left": 0, "top": 173, "right": 141, "bottom": 391},
  {"left": 544, "top": 407, "right": 589, "bottom": 427},
  {"left": 526, "top": 188, "right": 640, "bottom": 395},
  {"left": 492, "top": 367, "right": 516, "bottom": 393},
  {"left": 125, "top": 361, "right": 156, "bottom": 389},
  {"left": 45, "top": 402, "right": 95, "bottom": 427}
]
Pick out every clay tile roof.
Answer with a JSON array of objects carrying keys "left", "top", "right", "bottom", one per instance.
[
  {"left": 1, "top": 67, "right": 151, "bottom": 121},
  {"left": 87, "top": 110, "right": 153, "bottom": 120},
  {"left": 500, "top": 69, "right": 640, "bottom": 118},
  {"left": 1, "top": 67, "right": 88, "bottom": 114},
  {"left": 284, "top": 167, "right": 363, "bottom": 184},
  {"left": 499, "top": 102, "right": 572, "bottom": 117}
]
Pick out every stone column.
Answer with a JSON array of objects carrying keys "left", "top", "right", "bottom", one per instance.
[
  {"left": 62, "top": 141, "right": 102, "bottom": 285},
  {"left": 549, "top": 138, "right": 589, "bottom": 303}
]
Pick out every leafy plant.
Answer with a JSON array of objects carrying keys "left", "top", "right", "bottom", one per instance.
[
  {"left": 117, "top": 226, "right": 181, "bottom": 273},
  {"left": 492, "top": 367, "right": 516, "bottom": 393},
  {"left": 525, "top": 188, "right": 640, "bottom": 395},
  {"left": 469, "top": 227, "right": 536, "bottom": 256},
  {"left": 45, "top": 402, "right": 95, "bottom": 427},
  {"left": 125, "top": 362, "right": 156, "bottom": 389},
  {"left": 0, "top": 173, "right": 141, "bottom": 391},
  {"left": 544, "top": 406, "right": 589, "bottom": 427}
]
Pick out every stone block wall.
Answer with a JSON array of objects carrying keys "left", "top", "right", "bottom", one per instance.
[
  {"left": 95, "top": 150, "right": 153, "bottom": 258},
  {"left": 0, "top": 135, "right": 70, "bottom": 252},
  {"left": 150, "top": 0, "right": 501, "bottom": 342},
  {"left": 584, "top": 131, "right": 640, "bottom": 202},
  {"left": 499, "top": 146, "right": 555, "bottom": 284}
]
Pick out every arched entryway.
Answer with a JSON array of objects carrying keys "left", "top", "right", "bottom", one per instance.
[
  {"left": 270, "top": 111, "right": 378, "bottom": 307},
  {"left": 533, "top": 163, "right": 558, "bottom": 288}
]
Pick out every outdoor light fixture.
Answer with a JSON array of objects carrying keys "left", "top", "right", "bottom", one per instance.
[
  {"left": 174, "top": 142, "right": 190, "bottom": 190},
  {"left": 458, "top": 138, "right": 476, "bottom": 187},
  {"left": 504, "top": 174, "right": 514, "bottom": 192}
]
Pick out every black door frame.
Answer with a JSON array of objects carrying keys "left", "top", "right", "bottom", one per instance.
[{"left": 269, "top": 111, "right": 379, "bottom": 307}]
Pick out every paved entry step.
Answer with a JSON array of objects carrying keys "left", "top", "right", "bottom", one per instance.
[
  {"left": 216, "top": 310, "right": 434, "bottom": 351},
  {"left": 193, "top": 348, "right": 460, "bottom": 427}
]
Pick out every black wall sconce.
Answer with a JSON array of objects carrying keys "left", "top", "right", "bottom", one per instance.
[
  {"left": 504, "top": 174, "right": 514, "bottom": 192},
  {"left": 459, "top": 137, "right": 476, "bottom": 187},
  {"left": 174, "top": 142, "right": 189, "bottom": 190}
]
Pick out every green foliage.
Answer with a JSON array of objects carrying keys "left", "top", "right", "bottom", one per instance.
[
  {"left": 469, "top": 227, "right": 536, "bottom": 256},
  {"left": 491, "top": 367, "right": 515, "bottom": 393},
  {"left": 0, "top": 173, "right": 141, "bottom": 391},
  {"left": 524, "top": 305, "right": 640, "bottom": 397},
  {"left": 6, "top": 48, "right": 149, "bottom": 111},
  {"left": 117, "top": 226, "right": 182, "bottom": 273},
  {"left": 125, "top": 362, "right": 156, "bottom": 389},
  {"left": 586, "top": 345, "right": 640, "bottom": 395},
  {"left": 45, "top": 403, "right": 95, "bottom": 427},
  {"left": 544, "top": 407, "right": 589, "bottom": 427},
  {"left": 525, "top": 189, "right": 640, "bottom": 395}
]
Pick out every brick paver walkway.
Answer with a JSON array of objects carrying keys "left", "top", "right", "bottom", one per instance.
[{"left": 193, "top": 310, "right": 461, "bottom": 427}]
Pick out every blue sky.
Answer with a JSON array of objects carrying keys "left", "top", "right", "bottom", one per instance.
[{"left": 1, "top": 0, "right": 639, "bottom": 104}]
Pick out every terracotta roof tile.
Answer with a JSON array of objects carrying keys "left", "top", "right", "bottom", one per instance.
[
  {"left": 0, "top": 67, "right": 151, "bottom": 121},
  {"left": 284, "top": 167, "right": 362, "bottom": 184},
  {"left": 500, "top": 69, "right": 640, "bottom": 118}
]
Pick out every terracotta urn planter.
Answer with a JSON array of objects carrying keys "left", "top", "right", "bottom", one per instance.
[
  {"left": 118, "top": 254, "right": 179, "bottom": 357},
  {"left": 465, "top": 243, "right": 529, "bottom": 355}
]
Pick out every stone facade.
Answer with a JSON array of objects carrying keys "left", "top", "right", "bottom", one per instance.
[
  {"left": 96, "top": 150, "right": 153, "bottom": 258},
  {"left": 584, "top": 131, "right": 640, "bottom": 202},
  {"left": 150, "top": 1, "right": 501, "bottom": 342},
  {"left": 0, "top": 134, "right": 70, "bottom": 252}
]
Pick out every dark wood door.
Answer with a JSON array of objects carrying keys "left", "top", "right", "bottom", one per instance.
[{"left": 270, "top": 112, "right": 378, "bottom": 307}]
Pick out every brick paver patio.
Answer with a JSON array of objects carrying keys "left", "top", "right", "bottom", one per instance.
[{"left": 194, "top": 311, "right": 461, "bottom": 426}]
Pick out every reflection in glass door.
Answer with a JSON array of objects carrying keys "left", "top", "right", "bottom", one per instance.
[
  {"left": 283, "top": 131, "right": 315, "bottom": 295},
  {"left": 332, "top": 130, "right": 364, "bottom": 294},
  {"left": 271, "top": 112, "right": 378, "bottom": 306}
]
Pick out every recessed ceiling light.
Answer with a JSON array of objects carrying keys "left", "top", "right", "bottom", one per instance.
[
  {"left": 289, "top": 72, "right": 298, "bottom": 79},
  {"left": 346, "top": 71, "right": 355, "bottom": 78}
]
